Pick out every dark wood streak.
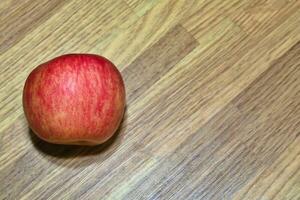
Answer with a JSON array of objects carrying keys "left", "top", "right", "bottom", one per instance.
[{"left": 123, "top": 25, "right": 198, "bottom": 102}]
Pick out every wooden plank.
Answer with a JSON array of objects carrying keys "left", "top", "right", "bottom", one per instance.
[
  {"left": 0, "top": 0, "right": 300, "bottom": 199},
  {"left": 0, "top": 0, "right": 71, "bottom": 54}
]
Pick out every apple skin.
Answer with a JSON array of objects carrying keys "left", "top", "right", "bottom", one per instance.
[{"left": 23, "top": 54, "right": 125, "bottom": 145}]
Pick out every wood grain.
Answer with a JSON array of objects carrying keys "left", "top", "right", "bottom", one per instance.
[
  {"left": 0, "top": 0, "right": 71, "bottom": 54},
  {"left": 0, "top": 0, "right": 299, "bottom": 199}
]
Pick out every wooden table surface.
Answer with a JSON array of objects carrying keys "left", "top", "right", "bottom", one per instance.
[{"left": 1, "top": 0, "right": 300, "bottom": 199}]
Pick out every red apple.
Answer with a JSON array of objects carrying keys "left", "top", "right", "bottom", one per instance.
[{"left": 23, "top": 54, "right": 125, "bottom": 145}]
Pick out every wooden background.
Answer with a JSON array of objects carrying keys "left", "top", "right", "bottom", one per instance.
[{"left": 1, "top": 0, "right": 300, "bottom": 199}]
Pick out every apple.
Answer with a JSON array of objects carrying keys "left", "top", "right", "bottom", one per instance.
[{"left": 23, "top": 54, "right": 126, "bottom": 145}]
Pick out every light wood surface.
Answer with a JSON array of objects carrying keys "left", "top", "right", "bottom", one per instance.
[{"left": 1, "top": 0, "right": 300, "bottom": 199}]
